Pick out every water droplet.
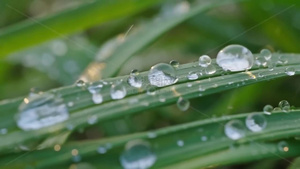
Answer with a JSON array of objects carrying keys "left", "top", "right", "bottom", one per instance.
[
  {"left": 88, "top": 83, "right": 104, "bottom": 94},
  {"left": 245, "top": 113, "right": 267, "bottom": 132},
  {"left": 87, "top": 115, "right": 98, "bottom": 125},
  {"left": 187, "top": 71, "right": 198, "bottom": 80},
  {"left": 67, "top": 102, "right": 74, "bottom": 107},
  {"left": 76, "top": 80, "right": 86, "bottom": 87},
  {"left": 72, "top": 155, "right": 81, "bottom": 163},
  {"left": 201, "top": 136, "right": 207, "bottom": 141},
  {"left": 110, "top": 82, "right": 127, "bottom": 100},
  {"left": 263, "top": 105, "right": 273, "bottom": 115},
  {"left": 147, "top": 132, "right": 157, "bottom": 139},
  {"left": 255, "top": 56, "right": 267, "bottom": 67},
  {"left": 16, "top": 93, "right": 69, "bottom": 131},
  {"left": 260, "top": 49, "right": 272, "bottom": 60},
  {"left": 224, "top": 120, "right": 246, "bottom": 140},
  {"left": 279, "top": 100, "right": 290, "bottom": 112},
  {"left": 169, "top": 60, "right": 179, "bottom": 68},
  {"left": 97, "top": 146, "right": 107, "bottom": 154},
  {"left": 176, "top": 97, "right": 190, "bottom": 111},
  {"left": 146, "top": 85, "right": 157, "bottom": 96},
  {"left": 0, "top": 128, "right": 7, "bottom": 135},
  {"left": 148, "top": 63, "right": 178, "bottom": 87},
  {"left": 187, "top": 83, "right": 192, "bottom": 87},
  {"left": 216, "top": 45, "right": 254, "bottom": 71},
  {"left": 177, "top": 140, "right": 184, "bottom": 147},
  {"left": 285, "top": 67, "right": 295, "bottom": 76},
  {"left": 199, "top": 55, "right": 211, "bottom": 67},
  {"left": 92, "top": 93, "right": 103, "bottom": 104},
  {"left": 278, "top": 141, "right": 289, "bottom": 152},
  {"left": 205, "top": 65, "right": 216, "bottom": 74},
  {"left": 128, "top": 70, "right": 143, "bottom": 88},
  {"left": 278, "top": 55, "right": 288, "bottom": 65},
  {"left": 120, "top": 140, "right": 156, "bottom": 169}
]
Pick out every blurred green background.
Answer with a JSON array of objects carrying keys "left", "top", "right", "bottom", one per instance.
[{"left": 0, "top": 0, "right": 300, "bottom": 168}]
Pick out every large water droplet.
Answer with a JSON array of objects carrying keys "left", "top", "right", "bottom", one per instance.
[
  {"left": 176, "top": 97, "right": 190, "bottom": 111},
  {"left": 263, "top": 105, "right": 273, "bottom": 115},
  {"left": 278, "top": 100, "right": 290, "bottom": 112},
  {"left": 278, "top": 141, "right": 289, "bottom": 152},
  {"left": 110, "top": 82, "right": 127, "bottom": 100},
  {"left": 120, "top": 140, "right": 156, "bottom": 169},
  {"left": 216, "top": 45, "right": 254, "bottom": 71},
  {"left": 148, "top": 63, "right": 178, "bottom": 87},
  {"left": 199, "top": 55, "right": 211, "bottom": 67},
  {"left": 245, "top": 113, "right": 267, "bottom": 132},
  {"left": 16, "top": 93, "right": 69, "bottom": 131},
  {"left": 224, "top": 120, "right": 246, "bottom": 140},
  {"left": 285, "top": 67, "right": 295, "bottom": 76},
  {"left": 260, "top": 49, "right": 272, "bottom": 60},
  {"left": 128, "top": 70, "right": 143, "bottom": 88}
]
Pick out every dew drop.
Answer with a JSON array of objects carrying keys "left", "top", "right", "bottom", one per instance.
[
  {"left": 285, "top": 67, "right": 295, "bottom": 76},
  {"left": 128, "top": 70, "right": 143, "bottom": 88},
  {"left": 278, "top": 141, "right": 289, "bottom": 152},
  {"left": 87, "top": 115, "right": 98, "bottom": 125},
  {"left": 120, "top": 140, "right": 156, "bottom": 169},
  {"left": 177, "top": 140, "right": 184, "bottom": 147},
  {"left": 199, "top": 55, "right": 211, "bottom": 67},
  {"left": 88, "top": 83, "right": 104, "bottom": 94},
  {"left": 263, "top": 105, "right": 273, "bottom": 115},
  {"left": 201, "top": 136, "right": 208, "bottom": 141},
  {"left": 148, "top": 63, "right": 178, "bottom": 87},
  {"left": 278, "top": 100, "right": 290, "bottom": 112},
  {"left": 76, "top": 80, "right": 86, "bottom": 87},
  {"left": 169, "top": 60, "right": 179, "bottom": 68},
  {"left": 110, "top": 82, "right": 127, "bottom": 100},
  {"left": 0, "top": 128, "right": 7, "bottom": 135},
  {"left": 205, "top": 65, "right": 216, "bottom": 75},
  {"left": 146, "top": 85, "right": 157, "bottom": 96},
  {"left": 97, "top": 146, "right": 107, "bottom": 154},
  {"left": 224, "top": 120, "right": 246, "bottom": 140},
  {"left": 92, "top": 93, "right": 103, "bottom": 104},
  {"left": 176, "top": 97, "right": 190, "bottom": 111},
  {"left": 260, "top": 49, "right": 272, "bottom": 60},
  {"left": 187, "top": 71, "right": 198, "bottom": 80},
  {"left": 245, "top": 113, "right": 267, "bottom": 132},
  {"left": 16, "top": 93, "right": 69, "bottom": 131},
  {"left": 216, "top": 45, "right": 254, "bottom": 71}
]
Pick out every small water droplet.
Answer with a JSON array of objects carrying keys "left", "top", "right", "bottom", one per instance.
[
  {"left": 260, "top": 49, "right": 272, "bottom": 60},
  {"left": 0, "top": 128, "right": 7, "bottom": 135},
  {"left": 201, "top": 136, "right": 207, "bottom": 141},
  {"left": 177, "top": 140, "right": 184, "bottom": 147},
  {"left": 87, "top": 115, "right": 98, "bottom": 125},
  {"left": 16, "top": 93, "right": 69, "bottom": 131},
  {"left": 263, "top": 105, "right": 273, "bottom": 115},
  {"left": 278, "top": 55, "right": 288, "bottom": 65},
  {"left": 147, "top": 132, "right": 157, "bottom": 139},
  {"left": 199, "top": 55, "right": 211, "bottom": 67},
  {"left": 205, "top": 65, "right": 216, "bottom": 75},
  {"left": 187, "top": 71, "right": 198, "bottom": 80},
  {"left": 245, "top": 113, "right": 267, "bottom": 132},
  {"left": 224, "top": 120, "right": 246, "bottom": 140},
  {"left": 128, "top": 70, "right": 143, "bottom": 88},
  {"left": 76, "top": 80, "right": 86, "bottom": 87},
  {"left": 187, "top": 83, "right": 192, "bottom": 87},
  {"left": 120, "top": 140, "right": 156, "bottom": 169},
  {"left": 216, "top": 45, "right": 254, "bottom": 71},
  {"left": 88, "top": 83, "right": 104, "bottom": 94},
  {"left": 92, "top": 93, "right": 103, "bottom": 104},
  {"left": 147, "top": 85, "right": 157, "bottom": 96},
  {"left": 176, "top": 97, "right": 190, "bottom": 111},
  {"left": 285, "top": 67, "right": 295, "bottom": 76},
  {"left": 72, "top": 155, "right": 81, "bottom": 163},
  {"left": 97, "top": 146, "right": 107, "bottom": 154},
  {"left": 278, "top": 141, "right": 289, "bottom": 152},
  {"left": 169, "top": 60, "right": 179, "bottom": 68},
  {"left": 279, "top": 100, "right": 290, "bottom": 112},
  {"left": 148, "top": 63, "right": 178, "bottom": 87},
  {"left": 110, "top": 82, "right": 127, "bottom": 100}
]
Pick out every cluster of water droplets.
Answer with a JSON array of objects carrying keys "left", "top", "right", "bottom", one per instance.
[{"left": 263, "top": 100, "right": 291, "bottom": 115}]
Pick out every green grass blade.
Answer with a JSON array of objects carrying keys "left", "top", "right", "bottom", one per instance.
[{"left": 0, "top": 0, "right": 164, "bottom": 57}]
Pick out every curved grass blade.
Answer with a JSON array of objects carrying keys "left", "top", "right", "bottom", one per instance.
[
  {"left": 0, "top": 53, "right": 299, "bottom": 153},
  {"left": 1, "top": 110, "right": 300, "bottom": 168},
  {"left": 0, "top": 0, "right": 164, "bottom": 57}
]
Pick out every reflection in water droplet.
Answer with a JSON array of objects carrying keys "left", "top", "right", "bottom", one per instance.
[
  {"left": 120, "top": 140, "right": 156, "bottom": 169},
  {"left": 199, "top": 55, "right": 211, "bottom": 67},
  {"left": 278, "top": 100, "right": 290, "bottom": 112},
  {"left": 245, "top": 113, "right": 267, "bottom": 132},
  {"left": 224, "top": 120, "right": 246, "bottom": 140},
  {"left": 176, "top": 97, "right": 190, "bottom": 111},
  {"left": 216, "top": 45, "right": 254, "bottom": 71},
  {"left": 16, "top": 93, "right": 69, "bottom": 131},
  {"left": 148, "top": 63, "right": 178, "bottom": 87},
  {"left": 263, "top": 105, "right": 273, "bottom": 115}
]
